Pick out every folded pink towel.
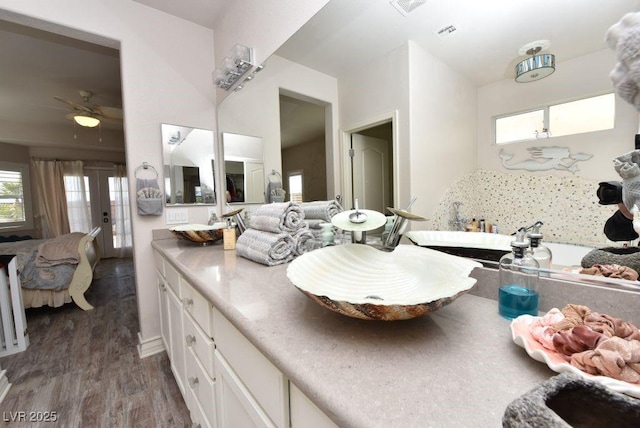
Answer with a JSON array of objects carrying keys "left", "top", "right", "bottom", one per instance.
[{"left": 571, "top": 337, "right": 640, "bottom": 384}]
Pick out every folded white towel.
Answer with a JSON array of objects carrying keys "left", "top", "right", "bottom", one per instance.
[
  {"left": 236, "top": 229, "right": 295, "bottom": 266},
  {"left": 250, "top": 202, "right": 306, "bottom": 234},
  {"left": 614, "top": 150, "right": 640, "bottom": 210},
  {"left": 606, "top": 12, "right": 640, "bottom": 50},
  {"left": 608, "top": 12, "right": 640, "bottom": 113}
]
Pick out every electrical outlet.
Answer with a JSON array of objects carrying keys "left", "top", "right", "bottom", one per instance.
[{"left": 166, "top": 209, "right": 188, "bottom": 224}]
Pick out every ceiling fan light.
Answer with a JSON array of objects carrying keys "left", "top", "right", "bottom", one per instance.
[{"left": 73, "top": 114, "right": 100, "bottom": 127}]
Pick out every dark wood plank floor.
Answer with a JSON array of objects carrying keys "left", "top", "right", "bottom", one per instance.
[{"left": 0, "top": 258, "right": 192, "bottom": 427}]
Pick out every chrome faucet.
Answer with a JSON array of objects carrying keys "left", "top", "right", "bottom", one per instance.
[{"left": 450, "top": 201, "right": 467, "bottom": 231}]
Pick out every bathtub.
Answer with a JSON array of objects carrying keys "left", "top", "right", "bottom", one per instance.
[{"left": 405, "top": 230, "right": 594, "bottom": 268}]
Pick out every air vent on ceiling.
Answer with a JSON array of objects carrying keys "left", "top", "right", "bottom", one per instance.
[
  {"left": 390, "top": 0, "right": 427, "bottom": 17},
  {"left": 434, "top": 24, "right": 459, "bottom": 40}
]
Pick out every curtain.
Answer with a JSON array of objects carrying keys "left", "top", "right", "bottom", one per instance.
[
  {"left": 63, "top": 160, "right": 92, "bottom": 234},
  {"left": 31, "top": 159, "right": 70, "bottom": 238},
  {"left": 112, "top": 164, "right": 133, "bottom": 258}
]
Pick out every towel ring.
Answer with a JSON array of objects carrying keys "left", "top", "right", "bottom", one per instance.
[
  {"left": 135, "top": 162, "right": 159, "bottom": 179},
  {"left": 268, "top": 169, "right": 282, "bottom": 182}
]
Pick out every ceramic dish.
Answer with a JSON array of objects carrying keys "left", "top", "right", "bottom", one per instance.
[
  {"left": 406, "top": 230, "right": 512, "bottom": 262},
  {"left": 510, "top": 314, "right": 640, "bottom": 398},
  {"left": 287, "top": 244, "right": 481, "bottom": 321},
  {"left": 170, "top": 223, "right": 226, "bottom": 245},
  {"left": 331, "top": 209, "right": 386, "bottom": 232},
  {"left": 386, "top": 207, "right": 427, "bottom": 221}
]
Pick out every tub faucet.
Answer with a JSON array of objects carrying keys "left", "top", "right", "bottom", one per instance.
[{"left": 450, "top": 201, "right": 467, "bottom": 231}]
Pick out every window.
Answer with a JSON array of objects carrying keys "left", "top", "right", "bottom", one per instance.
[
  {"left": 288, "top": 171, "right": 303, "bottom": 204},
  {"left": 64, "top": 175, "right": 92, "bottom": 233},
  {"left": 0, "top": 162, "right": 33, "bottom": 231},
  {"left": 495, "top": 93, "right": 615, "bottom": 145}
]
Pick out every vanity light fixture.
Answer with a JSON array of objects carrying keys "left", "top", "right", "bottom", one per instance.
[
  {"left": 73, "top": 114, "right": 100, "bottom": 128},
  {"left": 515, "top": 41, "right": 555, "bottom": 83},
  {"left": 213, "top": 43, "right": 254, "bottom": 91}
]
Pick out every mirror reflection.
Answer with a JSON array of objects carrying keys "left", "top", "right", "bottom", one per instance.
[
  {"left": 222, "top": 132, "right": 264, "bottom": 203},
  {"left": 162, "top": 124, "right": 215, "bottom": 205},
  {"left": 215, "top": 0, "right": 640, "bottom": 285}
]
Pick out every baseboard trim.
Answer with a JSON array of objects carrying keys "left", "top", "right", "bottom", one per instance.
[
  {"left": 0, "top": 369, "right": 11, "bottom": 403},
  {"left": 137, "top": 333, "right": 165, "bottom": 359}
]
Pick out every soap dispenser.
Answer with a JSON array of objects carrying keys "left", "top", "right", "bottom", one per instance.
[
  {"left": 498, "top": 228, "right": 540, "bottom": 320},
  {"left": 527, "top": 221, "right": 552, "bottom": 272}
]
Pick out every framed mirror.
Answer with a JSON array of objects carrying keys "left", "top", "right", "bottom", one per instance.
[
  {"left": 162, "top": 124, "right": 216, "bottom": 205},
  {"left": 222, "top": 132, "right": 264, "bottom": 203}
]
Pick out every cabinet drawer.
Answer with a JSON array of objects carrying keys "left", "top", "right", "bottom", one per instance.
[
  {"left": 153, "top": 249, "right": 165, "bottom": 277},
  {"left": 183, "top": 310, "right": 216, "bottom": 380},
  {"left": 186, "top": 386, "right": 213, "bottom": 428},
  {"left": 212, "top": 308, "right": 288, "bottom": 428},
  {"left": 181, "top": 279, "right": 213, "bottom": 338},
  {"left": 185, "top": 347, "right": 216, "bottom": 427},
  {"left": 164, "top": 259, "right": 181, "bottom": 296}
]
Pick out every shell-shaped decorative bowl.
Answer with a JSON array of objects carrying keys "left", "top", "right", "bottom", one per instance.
[
  {"left": 287, "top": 244, "right": 482, "bottom": 321},
  {"left": 170, "top": 223, "right": 226, "bottom": 245}
]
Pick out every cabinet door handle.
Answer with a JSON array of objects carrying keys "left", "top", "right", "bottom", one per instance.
[
  {"left": 185, "top": 334, "right": 196, "bottom": 346},
  {"left": 183, "top": 297, "right": 194, "bottom": 307},
  {"left": 188, "top": 376, "right": 199, "bottom": 389}
]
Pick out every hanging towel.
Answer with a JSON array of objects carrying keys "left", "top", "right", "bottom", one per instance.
[
  {"left": 236, "top": 229, "right": 295, "bottom": 266},
  {"left": 250, "top": 202, "right": 305, "bottom": 234},
  {"left": 136, "top": 178, "right": 163, "bottom": 216},
  {"left": 266, "top": 180, "right": 284, "bottom": 203}
]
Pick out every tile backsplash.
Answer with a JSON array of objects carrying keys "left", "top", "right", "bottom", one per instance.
[{"left": 429, "top": 169, "right": 619, "bottom": 248}]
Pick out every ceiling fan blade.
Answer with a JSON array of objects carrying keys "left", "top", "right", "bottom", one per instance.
[
  {"left": 53, "top": 96, "right": 94, "bottom": 113},
  {"left": 94, "top": 105, "right": 123, "bottom": 120}
]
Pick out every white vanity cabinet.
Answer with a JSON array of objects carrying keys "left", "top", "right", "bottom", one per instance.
[
  {"left": 212, "top": 307, "right": 289, "bottom": 428},
  {"left": 153, "top": 250, "right": 217, "bottom": 427},
  {"left": 153, "top": 247, "right": 337, "bottom": 428}
]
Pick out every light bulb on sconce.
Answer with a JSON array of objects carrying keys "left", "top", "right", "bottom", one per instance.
[{"left": 212, "top": 43, "right": 254, "bottom": 91}]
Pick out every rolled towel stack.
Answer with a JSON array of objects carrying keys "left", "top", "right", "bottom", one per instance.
[
  {"left": 299, "top": 200, "right": 344, "bottom": 222},
  {"left": 606, "top": 12, "right": 640, "bottom": 111},
  {"left": 235, "top": 229, "right": 295, "bottom": 266},
  {"left": 237, "top": 201, "right": 318, "bottom": 266},
  {"left": 299, "top": 200, "right": 344, "bottom": 238}
]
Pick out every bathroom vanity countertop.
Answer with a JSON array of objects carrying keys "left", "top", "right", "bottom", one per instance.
[{"left": 152, "top": 239, "right": 554, "bottom": 427}]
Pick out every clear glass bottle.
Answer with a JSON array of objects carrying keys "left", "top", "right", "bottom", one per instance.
[
  {"left": 498, "top": 228, "right": 540, "bottom": 320},
  {"left": 527, "top": 221, "right": 552, "bottom": 272}
]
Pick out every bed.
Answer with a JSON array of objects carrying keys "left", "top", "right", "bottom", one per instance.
[{"left": 0, "top": 227, "right": 101, "bottom": 311}]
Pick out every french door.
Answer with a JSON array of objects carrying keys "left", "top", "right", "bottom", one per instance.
[{"left": 85, "top": 169, "right": 132, "bottom": 258}]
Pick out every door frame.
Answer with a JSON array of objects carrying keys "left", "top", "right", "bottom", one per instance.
[{"left": 339, "top": 110, "right": 399, "bottom": 210}]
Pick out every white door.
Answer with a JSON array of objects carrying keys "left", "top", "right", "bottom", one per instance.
[
  {"left": 86, "top": 169, "right": 132, "bottom": 258},
  {"left": 244, "top": 162, "right": 264, "bottom": 203},
  {"left": 351, "top": 134, "right": 391, "bottom": 213}
]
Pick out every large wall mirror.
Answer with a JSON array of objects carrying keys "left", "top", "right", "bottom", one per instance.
[
  {"left": 216, "top": 0, "right": 640, "bottom": 283},
  {"left": 162, "top": 124, "right": 216, "bottom": 205}
]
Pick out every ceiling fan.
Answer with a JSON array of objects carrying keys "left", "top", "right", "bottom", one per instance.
[{"left": 54, "top": 89, "right": 123, "bottom": 128}]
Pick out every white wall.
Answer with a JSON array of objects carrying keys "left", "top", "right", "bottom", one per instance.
[
  {"left": 477, "top": 49, "right": 639, "bottom": 182},
  {"left": 338, "top": 43, "right": 410, "bottom": 209},
  {"left": 0, "top": 0, "right": 217, "bottom": 352},
  {"left": 213, "top": 0, "right": 331, "bottom": 104},
  {"left": 408, "top": 41, "right": 478, "bottom": 222}
]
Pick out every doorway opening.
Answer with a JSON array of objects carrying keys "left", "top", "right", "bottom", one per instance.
[
  {"left": 342, "top": 113, "right": 397, "bottom": 214},
  {"left": 279, "top": 91, "right": 332, "bottom": 202}
]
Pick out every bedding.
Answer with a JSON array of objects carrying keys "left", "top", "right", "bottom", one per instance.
[
  {"left": 0, "top": 228, "right": 100, "bottom": 310},
  {"left": 0, "top": 237, "right": 79, "bottom": 291}
]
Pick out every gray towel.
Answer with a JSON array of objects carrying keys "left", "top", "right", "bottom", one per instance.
[
  {"left": 136, "top": 178, "right": 163, "bottom": 216},
  {"left": 250, "top": 202, "right": 305, "bottom": 234},
  {"left": 293, "top": 228, "right": 316, "bottom": 256},
  {"left": 236, "top": 229, "right": 295, "bottom": 266},
  {"left": 266, "top": 180, "right": 283, "bottom": 203},
  {"left": 299, "top": 200, "right": 343, "bottom": 221}
]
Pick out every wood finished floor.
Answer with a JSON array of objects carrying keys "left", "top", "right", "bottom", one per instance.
[{"left": 0, "top": 258, "right": 192, "bottom": 427}]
